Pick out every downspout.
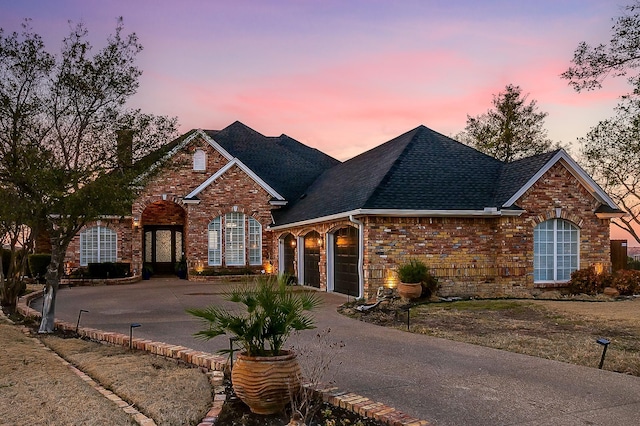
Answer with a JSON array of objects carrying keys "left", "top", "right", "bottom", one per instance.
[{"left": 349, "top": 215, "right": 364, "bottom": 299}]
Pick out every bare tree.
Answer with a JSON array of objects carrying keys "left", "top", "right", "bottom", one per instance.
[
  {"left": 0, "top": 19, "right": 177, "bottom": 331},
  {"left": 562, "top": 1, "right": 640, "bottom": 244}
]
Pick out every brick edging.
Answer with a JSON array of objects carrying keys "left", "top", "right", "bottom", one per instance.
[{"left": 17, "top": 291, "right": 429, "bottom": 426}]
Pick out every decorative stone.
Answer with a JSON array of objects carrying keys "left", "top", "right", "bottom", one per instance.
[{"left": 603, "top": 287, "right": 619, "bottom": 297}]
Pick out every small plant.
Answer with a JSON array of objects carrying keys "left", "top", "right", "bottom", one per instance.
[
  {"left": 187, "top": 274, "right": 322, "bottom": 356},
  {"left": 397, "top": 259, "right": 430, "bottom": 283},
  {"left": 612, "top": 269, "right": 640, "bottom": 296},
  {"left": 567, "top": 266, "right": 611, "bottom": 295}
]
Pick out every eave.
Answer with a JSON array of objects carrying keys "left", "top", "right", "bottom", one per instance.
[{"left": 269, "top": 208, "right": 524, "bottom": 230}]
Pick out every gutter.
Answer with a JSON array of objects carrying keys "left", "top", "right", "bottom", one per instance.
[
  {"left": 269, "top": 208, "right": 524, "bottom": 230},
  {"left": 349, "top": 215, "right": 364, "bottom": 299}
]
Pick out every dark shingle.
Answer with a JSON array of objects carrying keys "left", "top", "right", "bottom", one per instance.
[
  {"left": 273, "top": 125, "right": 562, "bottom": 226},
  {"left": 205, "top": 122, "right": 339, "bottom": 201}
]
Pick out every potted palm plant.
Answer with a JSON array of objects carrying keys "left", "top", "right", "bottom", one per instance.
[
  {"left": 187, "top": 274, "right": 322, "bottom": 415},
  {"left": 397, "top": 259, "right": 431, "bottom": 300}
]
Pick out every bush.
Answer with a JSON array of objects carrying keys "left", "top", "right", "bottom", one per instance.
[
  {"left": 397, "top": 259, "right": 430, "bottom": 284},
  {"left": 87, "top": 262, "right": 130, "bottom": 278},
  {"left": 567, "top": 266, "right": 611, "bottom": 295},
  {"left": 194, "top": 267, "right": 257, "bottom": 276},
  {"left": 627, "top": 257, "right": 640, "bottom": 270},
  {"left": 28, "top": 254, "right": 51, "bottom": 281},
  {"left": 612, "top": 269, "right": 640, "bottom": 296}
]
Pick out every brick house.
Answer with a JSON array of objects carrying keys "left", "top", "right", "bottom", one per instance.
[{"left": 64, "top": 121, "right": 623, "bottom": 299}]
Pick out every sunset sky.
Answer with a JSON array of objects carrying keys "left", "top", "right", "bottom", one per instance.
[{"left": 0, "top": 0, "right": 636, "bottom": 241}]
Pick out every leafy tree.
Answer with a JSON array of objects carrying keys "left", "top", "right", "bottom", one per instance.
[
  {"left": 562, "top": 2, "right": 640, "bottom": 245},
  {"left": 457, "top": 84, "right": 555, "bottom": 162},
  {"left": 0, "top": 19, "right": 177, "bottom": 330},
  {"left": 561, "top": 1, "right": 640, "bottom": 95}
]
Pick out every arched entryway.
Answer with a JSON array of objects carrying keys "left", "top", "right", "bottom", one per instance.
[
  {"left": 141, "top": 201, "right": 186, "bottom": 275},
  {"left": 303, "top": 231, "right": 321, "bottom": 288},
  {"left": 281, "top": 233, "right": 296, "bottom": 276},
  {"left": 332, "top": 226, "right": 358, "bottom": 296}
]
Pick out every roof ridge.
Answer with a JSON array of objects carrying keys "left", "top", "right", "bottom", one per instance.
[{"left": 362, "top": 126, "right": 424, "bottom": 207}]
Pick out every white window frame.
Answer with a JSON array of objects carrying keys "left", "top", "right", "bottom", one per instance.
[
  {"left": 225, "top": 212, "right": 245, "bottom": 266},
  {"left": 248, "top": 217, "right": 262, "bottom": 266},
  {"left": 193, "top": 149, "right": 206, "bottom": 171},
  {"left": 533, "top": 219, "right": 579, "bottom": 283},
  {"left": 208, "top": 217, "right": 222, "bottom": 266},
  {"left": 80, "top": 226, "right": 117, "bottom": 266},
  {"left": 208, "top": 213, "right": 262, "bottom": 267}
]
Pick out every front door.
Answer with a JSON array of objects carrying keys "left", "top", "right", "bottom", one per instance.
[{"left": 144, "top": 226, "right": 183, "bottom": 275}]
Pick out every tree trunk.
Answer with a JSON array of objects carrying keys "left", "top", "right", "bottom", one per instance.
[{"left": 38, "top": 243, "right": 64, "bottom": 333}]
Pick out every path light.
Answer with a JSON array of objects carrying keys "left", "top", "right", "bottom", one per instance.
[
  {"left": 75, "top": 309, "right": 89, "bottom": 334},
  {"left": 129, "top": 323, "right": 142, "bottom": 349},
  {"left": 596, "top": 338, "right": 611, "bottom": 369}
]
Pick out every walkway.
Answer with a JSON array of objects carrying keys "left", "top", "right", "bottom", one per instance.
[{"left": 40, "top": 278, "right": 640, "bottom": 425}]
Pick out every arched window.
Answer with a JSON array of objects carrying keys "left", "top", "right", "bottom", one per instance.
[
  {"left": 208, "top": 213, "right": 262, "bottom": 266},
  {"left": 193, "top": 149, "right": 206, "bottom": 171},
  {"left": 80, "top": 226, "right": 117, "bottom": 266},
  {"left": 534, "top": 219, "right": 579, "bottom": 282}
]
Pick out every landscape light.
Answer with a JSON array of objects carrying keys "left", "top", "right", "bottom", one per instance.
[
  {"left": 75, "top": 309, "right": 89, "bottom": 334},
  {"left": 129, "top": 323, "right": 142, "bottom": 349},
  {"left": 596, "top": 338, "right": 611, "bottom": 369}
]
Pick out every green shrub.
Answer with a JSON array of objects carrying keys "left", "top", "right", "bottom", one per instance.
[
  {"left": 28, "top": 254, "right": 51, "bottom": 281},
  {"left": 567, "top": 266, "right": 611, "bottom": 295},
  {"left": 612, "top": 269, "right": 640, "bottom": 296},
  {"left": 87, "top": 262, "right": 130, "bottom": 278},
  {"left": 397, "top": 259, "right": 430, "bottom": 284},
  {"left": 627, "top": 257, "right": 640, "bottom": 270},
  {"left": 194, "top": 267, "right": 257, "bottom": 276}
]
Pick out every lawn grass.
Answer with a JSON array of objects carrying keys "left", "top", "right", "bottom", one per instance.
[{"left": 342, "top": 297, "right": 640, "bottom": 376}]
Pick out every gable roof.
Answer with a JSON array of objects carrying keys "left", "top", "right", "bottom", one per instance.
[
  {"left": 272, "top": 125, "right": 620, "bottom": 227},
  {"left": 204, "top": 122, "right": 339, "bottom": 201},
  {"left": 136, "top": 121, "right": 339, "bottom": 203}
]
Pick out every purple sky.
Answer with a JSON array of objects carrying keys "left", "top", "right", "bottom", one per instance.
[{"left": 1, "top": 0, "right": 635, "bottom": 240}]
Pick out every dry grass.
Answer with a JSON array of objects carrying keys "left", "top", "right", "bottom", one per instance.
[
  {"left": 0, "top": 322, "right": 135, "bottom": 426},
  {"left": 0, "top": 315, "right": 213, "bottom": 426},
  {"left": 40, "top": 336, "right": 213, "bottom": 426},
  {"left": 342, "top": 297, "right": 640, "bottom": 376}
]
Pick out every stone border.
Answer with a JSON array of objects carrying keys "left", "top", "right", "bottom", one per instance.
[{"left": 16, "top": 291, "right": 429, "bottom": 426}]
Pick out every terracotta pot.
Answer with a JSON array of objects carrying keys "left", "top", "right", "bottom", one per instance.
[
  {"left": 231, "top": 350, "right": 301, "bottom": 415},
  {"left": 397, "top": 282, "right": 422, "bottom": 300}
]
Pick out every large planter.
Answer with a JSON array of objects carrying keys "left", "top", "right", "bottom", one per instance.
[
  {"left": 231, "top": 350, "right": 301, "bottom": 415},
  {"left": 397, "top": 282, "right": 422, "bottom": 300}
]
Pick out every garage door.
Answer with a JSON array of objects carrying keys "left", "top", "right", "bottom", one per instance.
[
  {"left": 333, "top": 226, "right": 358, "bottom": 296},
  {"left": 304, "top": 231, "right": 321, "bottom": 288}
]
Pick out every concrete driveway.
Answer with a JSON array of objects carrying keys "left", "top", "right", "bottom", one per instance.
[{"left": 38, "top": 278, "right": 640, "bottom": 425}]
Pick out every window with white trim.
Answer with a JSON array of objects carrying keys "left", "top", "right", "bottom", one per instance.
[
  {"left": 193, "top": 149, "right": 206, "bottom": 171},
  {"left": 80, "top": 226, "right": 117, "bottom": 266},
  {"left": 248, "top": 217, "right": 262, "bottom": 265},
  {"left": 207, "top": 213, "right": 262, "bottom": 266},
  {"left": 534, "top": 219, "right": 579, "bottom": 282},
  {"left": 208, "top": 217, "right": 222, "bottom": 266}
]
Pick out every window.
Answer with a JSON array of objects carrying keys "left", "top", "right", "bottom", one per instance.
[
  {"left": 80, "top": 226, "right": 117, "bottom": 266},
  {"left": 534, "top": 219, "right": 579, "bottom": 282},
  {"left": 208, "top": 217, "right": 221, "bottom": 266},
  {"left": 226, "top": 212, "right": 245, "bottom": 266},
  {"left": 193, "top": 149, "right": 206, "bottom": 171},
  {"left": 207, "top": 213, "right": 262, "bottom": 266},
  {"left": 248, "top": 218, "right": 261, "bottom": 265}
]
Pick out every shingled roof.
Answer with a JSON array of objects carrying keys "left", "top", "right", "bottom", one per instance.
[
  {"left": 204, "top": 122, "right": 339, "bottom": 201},
  {"left": 272, "top": 126, "right": 574, "bottom": 226}
]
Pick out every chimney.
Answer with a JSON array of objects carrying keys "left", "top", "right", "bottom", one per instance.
[{"left": 116, "top": 129, "right": 133, "bottom": 169}]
